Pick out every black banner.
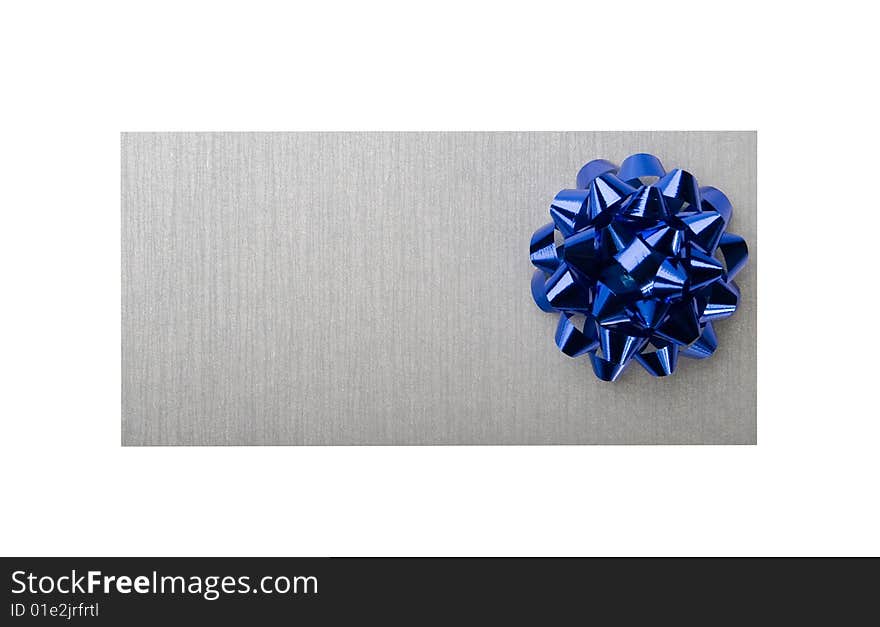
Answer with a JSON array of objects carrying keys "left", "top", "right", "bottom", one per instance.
[{"left": 1, "top": 557, "right": 874, "bottom": 622}]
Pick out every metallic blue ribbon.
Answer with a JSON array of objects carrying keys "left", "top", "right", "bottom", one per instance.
[{"left": 530, "top": 153, "right": 748, "bottom": 381}]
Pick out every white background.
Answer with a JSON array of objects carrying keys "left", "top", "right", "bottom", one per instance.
[{"left": 1, "top": 1, "right": 877, "bottom": 556}]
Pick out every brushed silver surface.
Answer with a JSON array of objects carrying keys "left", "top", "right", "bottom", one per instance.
[{"left": 122, "top": 132, "right": 757, "bottom": 445}]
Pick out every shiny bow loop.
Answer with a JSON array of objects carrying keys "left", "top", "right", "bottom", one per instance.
[{"left": 530, "top": 153, "right": 748, "bottom": 381}]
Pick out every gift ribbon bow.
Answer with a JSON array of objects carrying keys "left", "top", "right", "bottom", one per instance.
[{"left": 530, "top": 153, "right": 748, "bottom": 381}]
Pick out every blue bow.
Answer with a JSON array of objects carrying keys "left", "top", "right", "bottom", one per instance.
[{"left": 530, "top": 153, "right": 748, "bottom": 381}]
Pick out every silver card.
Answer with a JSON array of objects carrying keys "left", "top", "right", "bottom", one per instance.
[{"left": 122, "top": 132, "right": 756, "bottom": 445}]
